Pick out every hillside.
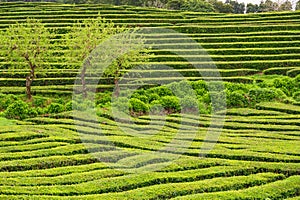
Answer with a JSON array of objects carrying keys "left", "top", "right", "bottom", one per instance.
[{"left": 0, "top": 2, "right": 299, "bottom": 199}]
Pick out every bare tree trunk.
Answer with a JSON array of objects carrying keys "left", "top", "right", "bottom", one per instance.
[
  {"left": 113, "top": 79, "right": 120, "bottom": 97},
  {"left": 26, "top": 69, "right": 34, "bottom": 100},
  {"left": 81, "top": 66, "right": 87, "bottom": 98}
]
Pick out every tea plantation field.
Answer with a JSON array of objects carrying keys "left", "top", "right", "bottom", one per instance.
[{"left": 0, "top": 2, "right": 299, "bottom": 199}]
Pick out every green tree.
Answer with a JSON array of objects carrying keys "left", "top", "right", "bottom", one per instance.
[
  {"left": 167, "top": 0, "right": 184, "bottom": 10},
  {"left": 103, "top": 32, "right": 149, "bottom": 97},
  {"left": 0, "top": 19, "right": 52, "bottom": 100},
  {"left": 246, "top": 3, "right": 259, "bottom": 13},
  {"left": 209, "top": 0, "right": 234, "bottom": 13},
  {"left": 259, "top": 0, "right": 278, "bottom": 12},
  {"left": 225, "top": 0, "right": 245, "bottom": 13},
  {"left": 296, "top": 0, "right": 300, "bottom": 10},
  {"left": 182, "top": 0, "right": 215, "bottom": 12},
  {"left": 278, "top": 0, "right": 292, "bottom": 11},
  {"left": 65, "top": 16, "right": 120, "bottom": 98}
]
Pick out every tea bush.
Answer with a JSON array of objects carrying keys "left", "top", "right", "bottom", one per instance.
[
  {"left": 129, "top": 98, "right": 149, "bottom": 114},
  {"left": 46, "top": 103, "right": 65, "bottom": 114},
  {"left": 160, "top": 96, "right": 181, "bottom": 113},
  {"left": 4, "top": 100, "right": 29, "bottom": 120}
]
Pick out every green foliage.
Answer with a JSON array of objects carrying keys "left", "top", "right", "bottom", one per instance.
[
  {"left": 167, "top": 0, "right": 184, "bottom": 10},
  {"left": 0, "top": 18, "right": 53, "bottom": 99},
  {"left": 148, "top": 86, "right": 173, "bottom": 97},
  {"left": 292, "top": 91, "right": 300, "bottom": 102},
  {"left": 65, "top": 16, "right": 117, "bottom": 66},
  {"left": 181, "top": 0, "right": 215, "bottom": 12},
  {"left": 147, "top": 93, "right": 160, "bottom": 103},
  {"left": 32, "top": 96, "right": 49, "bottom": 107},
  {"left": 4, "top": 100, "right": 29, "bottom": 120},
  {"left": 272, "top": 77, "right": 295, "bottom": 96},
  {"left": 297, "top": 0, "right": 300, "bottom": 10},
  {"left": 149, "top": 100, "right": 164, "bottom": 114},
  {"left": 112, "top": 97, "right": 129, "bottom": 113},
  {"left": 46, "top": 103, "right": 65, "bottom": 114},
  {"left": 209, "top": 0, "right": 233, "bottom": 13},
  {"left": 65, "top": 101, "right": 73, "bottom": 111},
  {"left": 160, "top": 96, "right": 181, "bottom": 113},
  {"left": 225, "top": 0, "right": 245, "bottom": 14},
  {"left": 0, "top": 94, "right": 19, "bottom": 111},
  {"left": 129, "top": 98, "right": 149, "bottom": 114},
  {"left": 95, "top": 92, "right": 112, "bottom": 107},
  {"left": 180, "top": 96, "right": 198, "bottom": 112},
  {"left": 258, "top": 0, "right": 278, "bottom": 12},
  {"left": 246, "top": 3, "right": 259, "bottom": 13},
  {"left": 226, "top": 90, "right": 248, "bottom": 108},
  {"left": 248, "top": 88, "right": 279, "bottom": 104},
  {"left": 278, "top": 0, "right": 292, "bottom": 11}
]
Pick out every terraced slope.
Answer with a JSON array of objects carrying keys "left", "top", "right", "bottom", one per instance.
[
  {"left": 0, "top": 2, "right": 300, "bottom": 96},
  {"left": 0, "top": 105, "right": 299, "bottom": 199},
  {"left": 0, "top": 2, "right": 299, "bottom": 199}
]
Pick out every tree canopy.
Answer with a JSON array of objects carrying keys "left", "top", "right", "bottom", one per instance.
[{"left": 0, "top": 19, "right": 53, "bottom": 100}]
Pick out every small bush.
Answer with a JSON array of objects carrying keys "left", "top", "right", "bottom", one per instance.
[
  {"left": 190, "top": 80, "right": 207, "bottom": 91},
  {"left": 226, "top": 90, "right": 248, "bottom": 108},
  {"left": 273, "top": 77, "right": 295, "bottom": 96},
  {"left": 27, "top": 108, "right": 38, "bottom": 118},
  {"left": 149, "top": 100, "right": 164, "bottom": 115},
  {"left": 112, "top": 97, "right": 129, "bottom": 114},
  {"left": 95, "top": 92, "right": 112, "bottom": 107},
  {"left": 32, "top": 96, "right": 48, "bottom": 107},
  {"left": 160, "top": 96, "right": 181, "bottom": 113},
  {"left": 248, "top": 88, "right": 277, "bottom": 104},
  {"left": 293, "top": 91, "right": 300, "bottom": 102},
  {"left": 131, "top": 94, "right": 148, "bottom": 104},
  {"left": 180, "top": 96, "right": 198, "bottom": 112},
  {"left": 46, "top": 103, "right": 65, "bottom": 114},
  {"left": 5, "top": 100, "right": 29, "bottom": 120},
  {"left": 210, "top": 91, "right": 226, "bottom": 112},
  {"left": 148, "top": 86, "right": 173, "bottom": 97},
  {"left": 65, "top": 101, "right": 73, "bottom": 111},
  {"left": 0, "top": 94, "right": 19, "bottom": 111},
  {"left": 147, "top": 93, "right": 160, "bottom": 103},
  {"left": 129, "top": 98, "right": 149, "bottom": 115}
]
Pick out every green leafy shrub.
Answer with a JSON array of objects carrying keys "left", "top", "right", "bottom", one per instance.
[
  {"left": 168, "top": 81, "right": 193, "bottom": 98},
  {"left": 5, "top": 100, "right": 29, "bottom": 120},
  {"left": 195, "top": 88, "right": 207, "bottom": 97},
  {"left": 32, "top": 96, "right": 48, "bottom": 107},
  {"left": 71, "top": 98, "right": 95, "bottom": 111},
  {"left": 35, "top": 107, "right": 44, "bottom": 115},
  {"left": 129, "top": 98, "right": 149, "bottom": 115},
  {"left": 112, "top": 97, "right": 129, "bottom": 114},
  {"left": 131, "top": 94, "right": 148, "bottom": 104},
  {"left": 209, "top": 91, "right": 226, "bottom": 112},
  {"left": 160, "top": 96, "right": 181, "bottom": 113},
  {"left": 147, "top": 93, "right": 160, "bottom": 103},
  {"left": 148, "top": 86, "right": 173, "bottom": 97},
  {"left": 180, "top": 96, "right": 198, "bottom": 112},
  {"left": 65, "top": 101, "right": 73, "bottom": 111},
  {"left": 27, "top": 108, "right": 38, "bottom": 118},
  {"left": 226, "top": 90, "right": 248, "bottom": 108},
  {"left": 248, "top": 88, "right": 278, "bottom": 104},
  {"left": 293, "top": 91, "right": 300, "bottom": 102},
  {"left": 0, "top": 94, "right": 19, "bottom": 111},
  {"left": 273, "top": 77, "right": 295, "bottom": 96},
  {"left": 95, "top": 92, "right": 112, "bottom": 107},
  {"left": 55, "top": 98, "right": 65, "bottom": 105},
  {"left": 198, "top": 101, "right": 209, "bottom": 114},
  {"left": 225, "top": 82, "right": 250, "bottom": 93},
  {"left": 149, "top": 100, "right": 164, "bottom": 115},
  {"left": 46, "top": 103, "right": 65, "bottom": 114},
  {"left": 190, "top": 80, "right": 207, "bottom": 91}
]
